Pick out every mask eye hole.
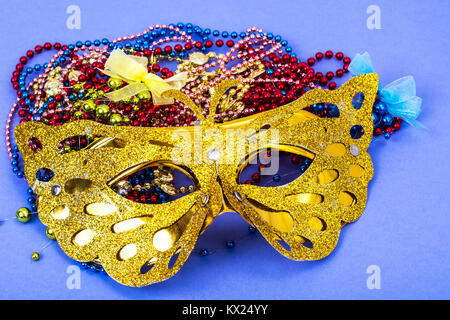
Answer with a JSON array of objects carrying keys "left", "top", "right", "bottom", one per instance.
[
  {"left": 108, "top": 162, "right": 197, "bottom": 205},
  {"left": 238, "top": 146, "right": 314, "bottom": 187}
]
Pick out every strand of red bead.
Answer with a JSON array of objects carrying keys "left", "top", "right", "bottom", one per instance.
[
  {"left": 8, "top": 28, "right": 352, "bottom": 155},
  {"left": 308, "top": 50, "right": 352, "bottom": 90}
]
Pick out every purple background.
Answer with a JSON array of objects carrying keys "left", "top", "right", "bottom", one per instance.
[{"left": 0, "top": 0, "right": 449, "bottom": 299}]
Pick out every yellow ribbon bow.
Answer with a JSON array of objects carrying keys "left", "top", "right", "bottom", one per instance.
[{"left": 101, "top": 49, "right": 190, "bottom": 105}]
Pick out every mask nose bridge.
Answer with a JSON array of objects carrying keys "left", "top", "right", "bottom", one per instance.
[{"left": 198, "top": 172, "right": 254, "bottom": 235}]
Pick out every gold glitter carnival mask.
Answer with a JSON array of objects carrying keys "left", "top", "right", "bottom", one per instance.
[{"left": 14, "top": 73, "right": 378, "bottom": 287}]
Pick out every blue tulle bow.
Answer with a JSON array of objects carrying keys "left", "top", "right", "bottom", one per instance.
[{"left": 348, "top": 52, "right": 425, "bottom": 128}]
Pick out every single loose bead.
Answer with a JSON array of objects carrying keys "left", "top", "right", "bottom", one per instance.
[
  {"left": 16, "top": 207, "right": 31, "bottom": 223},
  {"left": 226, "top": 240, "right": 235, "bottom": 248},
  {"left": 307, "top": 57, "right": 315, "bottom": 66},
  {"left": 31, "top": 252, "right": 40, "bottom": 261},
  {"left": 46, "top": 227, "right": 56, "bottom": 240}
]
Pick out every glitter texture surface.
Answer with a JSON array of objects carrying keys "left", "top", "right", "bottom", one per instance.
[{"left": 14, "top": 74, "right": 378, "bottom": 286}]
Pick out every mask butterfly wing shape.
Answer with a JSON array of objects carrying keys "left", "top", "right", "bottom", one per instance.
[
  {"left": 217, "top": 73, "right": 378, "bottom": 260},
  {"left": 14, "top": 120, "right": 223, "bottom": 286}
]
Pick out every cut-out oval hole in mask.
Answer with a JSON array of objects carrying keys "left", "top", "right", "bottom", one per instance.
[
  {"left": 84, "top": 202, "right": 117, "bottom": 216},
  {"left": 349, "top": 164, "right": 365, "bottom": 177},
  {"left": 112, "top": 216, "right": 153, "bottom": 233},
  {"left": 36, "top": 168, "right": 54, "bottom": 182},
  {"left": 277, "top": 238, "right": 291, "bottom": 251},
  {"left": 152, "top": 203, "right": 197, "bottom": 252},
  {"left": 294, "top": 235, "right": 314, "bottom": 249},
  {"left": 117, "top": 244, "right": 137, "bottom": 261},
  {"left": 168, "top": 248, "right": 182, "bottom": 269},
  {"left": 64, "top": 178, "right": 92, "bottom": 194},
  {"left": 140, "top": 257, "right": 157, "bottom": 274},
  {"left": 313, "top": 169, "right": 339, "bottom": 184},
  {"left": 58, "top": 135, "right": 101, "bottom": 154},
  {"left": 285, "top": 193, "right": 324, "bottom": 204},
  {"left": 50, "top": 205, "right": 70, "bottom": 220},
  {"left": 308, "top": 217, "right": 327, "bottom": 231},
  {"left": 339, "top": 191, "right": 357, "bottom": 206},
  {"left": 352, "top": 91, "right": 365, "bottom": 110},
  {"left": 304, "top": 103, "right": 340, "bottom": 118},
  {"left": 72, "top": 229, "right": 96, "bottom": 246}
]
